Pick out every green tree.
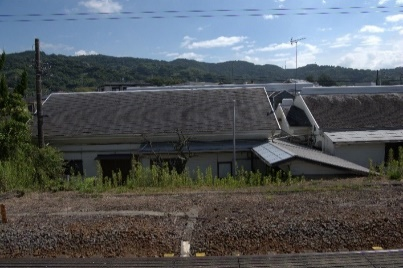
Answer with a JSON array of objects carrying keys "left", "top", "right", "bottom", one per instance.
[
  {"left": 0, "top": 52, "right": 31, "bottom": 160},
  {"left": 305, "top": 74, "right": 315, "bottom": 83},
  {"left": 14, "top": 70, "right": 28, "bottom": 96},
  {"left": 0, "top": 51, "right": 64, "bottom": 191},
  {"left": 317, "top": 73, "right": 337, "bottom": 86}
]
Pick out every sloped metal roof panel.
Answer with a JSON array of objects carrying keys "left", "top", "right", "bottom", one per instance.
[
  {"left": 252, "top": 142, "right": 294, "bottom": 165},
  {"left": 272, "top": 140, "right": 370, "bottom": 175},
  {"left": 253, "top": 140, "right": 370, "bottom": 175}
]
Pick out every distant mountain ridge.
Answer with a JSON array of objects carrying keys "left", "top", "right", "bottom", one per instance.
[{"left": 2, "top": 51, "right": 402, "bottom": 94}]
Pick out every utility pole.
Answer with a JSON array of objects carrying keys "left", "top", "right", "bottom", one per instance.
[
  {"left": 35, "top": 38, "right": 44, "bottom": 148},
  {"left": 290, "top": 37, "right": 306, "bottom": 97},
  {"left": 232, "top": 99, "right": 236, "bottom": 177}
]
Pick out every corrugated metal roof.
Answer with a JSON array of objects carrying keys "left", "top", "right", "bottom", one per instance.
[
  {"left": 253, "top": 140, "right": 369, "bottom": 175},
  {"left": 252, "top": 142, "right": 294, "bottom": 164},
  {"left": 325, "top": 130, "right": 403, "bottom": 143}
]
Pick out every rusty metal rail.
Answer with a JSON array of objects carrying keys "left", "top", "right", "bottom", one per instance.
[{"left": 1, "top": 250, "right": 402, "bottom": 267}]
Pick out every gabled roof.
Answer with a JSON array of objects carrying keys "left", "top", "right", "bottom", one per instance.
[
  {"left": 252, "top": 140, "right": 370, "bottom": 175},
  {"left": 38, "top": 87, "right": 279, "bottom": 138},
  {"left": 302, "top": 93, "right": 403, "bottom": 131},
  {"left": 270, "top": 90, "right": 294, "bottom": 109}
]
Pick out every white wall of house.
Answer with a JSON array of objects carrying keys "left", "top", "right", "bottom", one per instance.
[
  {"left": 139, "top": 151, "right": 252, "bottom": 178},
  {"left": 59, "top": 143, "right": 253, "bottom": 178},
  {"left": 60, "top": 143, "right": 141, "bottom": 177},
  {"left": 278, "top": 159, "right": 351, "bottom": 176},
  {"left": 324, "top": 142, "right": 385, "bottom": 168}
]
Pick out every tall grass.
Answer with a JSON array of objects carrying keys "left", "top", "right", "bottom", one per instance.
[
  {"left": 39, "top": 160, "right": 301, "bottom": 193},
  {"left": 369, "top": 146, "right": 403, "bottom": 181},
  {"left": 3, "top": 146, "right": 402, "bottom": 193}
]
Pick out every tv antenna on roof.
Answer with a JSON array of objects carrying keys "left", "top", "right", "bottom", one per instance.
[{"left": 290, "top": 37, "right": 306, "bottom": 97}]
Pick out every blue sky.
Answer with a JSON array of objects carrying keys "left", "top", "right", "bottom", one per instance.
[{"left": 1, "top": 0, "right": 402, "bottom": 70}]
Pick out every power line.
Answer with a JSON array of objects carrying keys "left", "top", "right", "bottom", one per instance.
[{"left": 0, "top": 5, "right": 402, "bottom": 23}]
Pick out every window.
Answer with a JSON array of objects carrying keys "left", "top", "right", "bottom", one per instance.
[
  {"left": 218, "top": 162, "right": 232, "bottom": 178},
  {"left": 385, "top": 142, "right": 402, "bottom": 162},
  {"left": 64, "top": 160, "right": 83, "bottom": 176},
  {"left": 95, "top": 154, "right": 133, "bottom": 181},
  {"left": 150, "top": 157, "right": 187, "bottom": 174}
]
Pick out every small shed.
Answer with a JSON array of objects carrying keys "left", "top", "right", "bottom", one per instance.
[{"left": 252, "top": 140, "right": 369, "bottom": 177}]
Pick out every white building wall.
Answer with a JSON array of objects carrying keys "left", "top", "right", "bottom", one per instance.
[
  {"left": 323, "top": 137, "right": 335, "bottom": 154},
  {"left": 60, "top": 142, "right": 253, "bottom": 178},
  {"left": 59, "top": 143, "right": 141, "bottom": 177},
  {"left": 279, "top": 159, "right": 351, "bottom": 176},
  {"left": 332, "top": 143, "right": 385, "bottom": 168}
]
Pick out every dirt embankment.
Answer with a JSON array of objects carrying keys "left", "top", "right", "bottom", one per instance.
[{"left": 1, "top": 179, "right": 402, "bottom": 258}]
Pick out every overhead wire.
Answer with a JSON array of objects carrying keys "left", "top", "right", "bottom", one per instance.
[{"left": 0, "top": 5, "right": 402, "bottom": 23}]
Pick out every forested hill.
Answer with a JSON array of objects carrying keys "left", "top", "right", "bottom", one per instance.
[{"left": 2, "top": 51, "right": 402, "bottom": 94}]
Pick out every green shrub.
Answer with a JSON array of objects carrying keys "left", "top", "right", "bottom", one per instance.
[
  {"left": 31, "top": 146, "right": 64, "bottom": 187},
  {"left": 371, "top": 147, "right": 403, "bottom": 181}
]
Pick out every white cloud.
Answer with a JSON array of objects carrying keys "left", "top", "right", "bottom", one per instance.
[
  {"left": 397, "top": 0, "right": 403, "bottom": 4},
  {"left": 290, "top": 43, "right": 321, "bottom": 67},
  {"left": 304, "top": 44, "right": 321, "bottom": 54},
  {"left": 360, "top": 25, "right": 385, "bottom": 33},
  {"left": 182, "top": 36, "right": 247, "bottom": 49},
  {"left": 335, "top": 32, "right": 403, "bottom": 70},
  {"left": 250, "top": 42, "right": 291, "bottom": 53},
  {"left": 242, "top": 56, "right": 261, "bottom": 65},
  {"left": 338, "top": 45, "right": 403, "bottom": 70},
  {"left": 263, "top": 14, "right": 279, "bottom": 20},
  {"left": 166, "top": 52, "right": 204, "bottom": 61},
  {"left": 41, "top": 42, "right": 74, "bottom": 52},
  {"left": 79, "top": 0, "right": 122, "bottom": 13},
  {"left": 390, "top": 26, "right": 403, "bottom": 34},
  {"left": 386, "top": 14, "right": 403, "bottom": 22},
  {"left": 330, "top": 34, "right": 352, "bottom": 48},
  {"left": 181, "top": 36, "right": 195, "bottom": 48},
  {"left": 232, "top": 45, "right": 244, "bottom": 51},
  {"left": 378, "top": 0, "right": 389, "bottom": 4},
  {"left": 74, "top": 50, "right": 98, "bottom": 56},
  {"left": 359, "top": 35, "right": 382, "bottom": 46},
  {"left": 318, "top": 27, "right": 332, "bottom": 32},
  {"left": 274, "top": 53, "right": 290, "bottom": 58}
]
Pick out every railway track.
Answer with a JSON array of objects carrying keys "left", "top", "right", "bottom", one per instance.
[{"left": 1, "top": 250, "right": 402, "bottom": 267}]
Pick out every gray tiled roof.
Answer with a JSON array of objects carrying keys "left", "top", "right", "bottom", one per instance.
[
  {"left": 302, "top": 93, "right": 403, "bottom": 131},
  {"left": 38, "top": 87, "right": 279, "bottom": 138},
  {"left": 253, "top": 140, "right": 369, "bottom": 175}
]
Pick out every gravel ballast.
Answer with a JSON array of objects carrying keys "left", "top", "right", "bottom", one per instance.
[{"left": 1, "top": 179, "right": 402, "bottom": 258}]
